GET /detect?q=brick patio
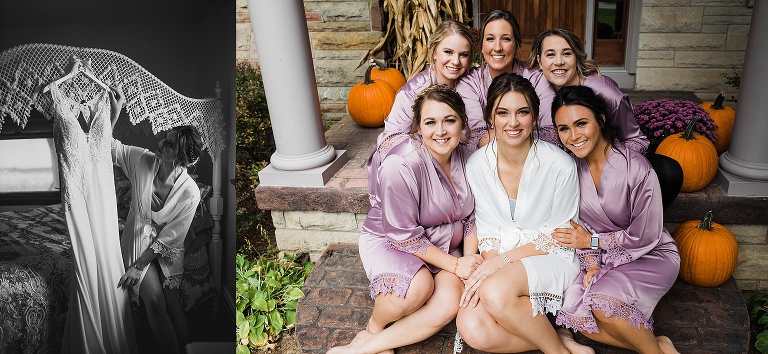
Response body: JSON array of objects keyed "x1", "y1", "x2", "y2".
[{"x1": 296, "y1": 243, "x2": 751, "y2": 354}]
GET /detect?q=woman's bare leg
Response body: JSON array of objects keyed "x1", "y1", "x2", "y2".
[
  {"x1": 457, "y1": 262, "x2": 570, "y2": 354},
  {"x1": 581, "y1": 310, "x2": 678, "y2": 354},
  {"x1": 328, "y1": 268, "x2": 462, "y2": 354},
  {"x1": 163, "y1": 287, "x2": 188, "y2": 352},
  {"x1": 140, "y1": 263, "x2": 179, "y2": 354}
]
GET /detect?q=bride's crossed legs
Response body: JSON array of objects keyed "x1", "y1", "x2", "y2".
[
  {"x1": 456, "y1": 262, "x2": 594, "y2": 354},
  {"x1": 327, "y1": 267, "x2": 463, "y2": 354}
]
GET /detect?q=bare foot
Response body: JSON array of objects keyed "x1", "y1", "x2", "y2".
[
  {"x1": 657, "y1": 336, "x2": 680, "y2": 354},
  {"x1": 557, "y1": 328, "x2": 595, "y2": 354},
  {"x1": 327, "y1": 330, "x2": 393, "y2": 354}
]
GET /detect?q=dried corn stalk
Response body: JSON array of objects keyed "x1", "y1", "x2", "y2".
[{"x1": 360, "y1": 0, "x2": 468, "y2": 79}]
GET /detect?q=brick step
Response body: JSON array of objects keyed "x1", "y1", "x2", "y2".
[{"x1": 296, "y1": 243, "x2": 750, "y2": 354}]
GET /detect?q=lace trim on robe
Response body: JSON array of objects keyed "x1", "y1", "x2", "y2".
[
  {"x1": 462, "y1": 218, "x2": 477, "y2": 238},
  {"x1": 478, "y1": 238, "x2": 501, "y2": 254},
  {"x1": 369, "y1": 272, "x2": 412, "y2": 300},
  {"x1": 530, "y1": 231, "x2": 575, "y2": 260},
  {"x1": 468, "y1": 127, "x2": 489, "y2": 147},
  {"x1": 577, "y1": 249, "x2": 602, "y2": 271},
  {"x1": 602, "y1": 232, "x2": 634, "y2": 265},
  {"x1": 150, "y1": 239, "x2": 184, "y2": 262},
  {"x1": 586, "y1": 293, "x2": 653, "y2": 331},
  {"x1": 378, "y1": 132, "x2": 410, "y2": 157},
  {"x1": 537, "y1": 126, "x2": 562, "y2": 149},
  {"x1": 555, "y1": 309, "x2": 601, "y2": 334},
  {"x1": 529, "y1": 292, "x2": 564, "y2": 316},
  {"x1": 622, "y1": 138, "x2": 648, "y2": 155},
  {"x1": 163, "y1": 274, "x2": 182, "y2": 289},
  {"x1": 387, "y1": 234, "x2": 431, "y2": 255}
]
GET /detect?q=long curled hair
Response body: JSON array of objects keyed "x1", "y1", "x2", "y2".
[
  {"x1": 410, "y1": 84, "x2": 470, "y2": 143},
  {"x1": 552, "y1": 85, "x2": 619, "y2": 156},
  {"x1": 527, "y1": 28, "x2": 600, "y2": 78},
  {"x1": 169, "y1": 125, "x2": 203, "y2": 168}
]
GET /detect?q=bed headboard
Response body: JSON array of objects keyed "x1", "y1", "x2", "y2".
[{"x1": 0, "y1": 43, "x2": 226, "y2": 290}]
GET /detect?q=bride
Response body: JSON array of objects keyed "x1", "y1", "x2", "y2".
[{"x1": 110, "y1": 86, "x2": 203, "y2": 354}]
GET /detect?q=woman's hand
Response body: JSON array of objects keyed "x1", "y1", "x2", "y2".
[
  {"x1": 108, "y1": 85, "x2": 125, "y2": 114},
  {"x1": 117, "y1": 265, "x2": 142, "y2": 290},
  {"x1": 455, "y1": 254, "x2": 483, "y2": 279},
  {"x1": 553, "y1": 220, "x2": 591, "y2": 249},
  {"x1": 459, "y1": 256, "x2": 505, "y2": 308},
  {"x1": 583, "y1": 265, "x2": 599, "y2": 289}
]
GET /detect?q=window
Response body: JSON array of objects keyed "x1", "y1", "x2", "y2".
[{"x1": 0, "y1": 138, "x2": 60, "y2": 193}]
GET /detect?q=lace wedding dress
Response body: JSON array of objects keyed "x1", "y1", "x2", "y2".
[{"x1": 49, "y1": 81, "x2": 137, "y2": 354}]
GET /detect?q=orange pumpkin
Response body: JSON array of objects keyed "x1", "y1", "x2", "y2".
[
  {"x1": 698, "y1": 92, "x2": 735, "y2": 155},
  {"x1": 672, "y1": 210, "x2": 738, "y2": 287},
  {"x1": 370, "y1": 59, "x2": 406, "y2": 92},
  {"x1": 655, "y1": 117, "x2": 718, "y2": 192},
  {"x1": 347, "y1": 65, "x2": 396, "y2": 128}
]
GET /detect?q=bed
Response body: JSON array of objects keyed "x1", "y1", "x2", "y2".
[{"x1": 0, "y1": 176, "x2": 216, "y2": 353}]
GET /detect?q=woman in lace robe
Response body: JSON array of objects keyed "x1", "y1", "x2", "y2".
[
  {"x1": 551, "y1": 85, "x2": 680, "y2": 353},
  {"x1": 526, "y1": 28, "x2": 683, "y2": 210},
  {"x1": 456, "y1": 73, "x2": 591, "y2": 354},
  {"x1": 109, "y1": 88, "x2": 202, "y2": 354},
  {"x1": 328, "y1": 85, "x2": 482, "y2": 354}
]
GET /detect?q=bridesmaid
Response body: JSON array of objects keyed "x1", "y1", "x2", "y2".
[
  {"x1": 551, "y1": 85, "x2": 680, "y2": 354},
  {"x1": 329, "y1": 85, "x2": 482, "y2": 354}
]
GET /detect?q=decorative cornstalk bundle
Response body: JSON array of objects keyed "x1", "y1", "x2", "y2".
[{"x1": 360, "y1": 0, "x2": 469, "y2": 79}]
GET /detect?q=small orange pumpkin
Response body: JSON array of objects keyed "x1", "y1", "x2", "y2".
[
  {"x1": 655, "y1": 117, "x2": 718, "y2": 192},
  {"x1": 370, "y1": 59, "x2": 406, "y2": 92},
  {"x1": 698, "y1": 92, "x2": 735, "y2": 155},
  {"x1": 347, "y1": 65, "x2": 396, "y2": 128},
  {"x1": 672, "y1": 210, "x2": 738, "y2": 287}
]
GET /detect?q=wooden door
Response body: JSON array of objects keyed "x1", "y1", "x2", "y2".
[
  {"x1": 592, "y1": 0, "x2": 628, "y2": 66},
  {"x1": 478, "y1": 0, "x2": 587, "y2": 62}
]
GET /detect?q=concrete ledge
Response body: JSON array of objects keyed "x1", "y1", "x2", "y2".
[{"x1": 663, "y1": 182, "x2": 768, "y2": 224}]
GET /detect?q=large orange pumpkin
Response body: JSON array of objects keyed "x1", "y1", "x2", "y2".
[
  {"x1": 347, "y1": 65, "x2": 396, "y2": 128},
  {"x1": 370, "y1": 59, "x2": 406, "y2": 92},
  {"x1": 698, "y1": 92, "x2": 735, "y2": 155},
  {"x1": 655, "y1": 117, "x2": 718, "y2": 192},
  {"x1": 672, "y1": 210, "x2": 738, "y2": 287}
]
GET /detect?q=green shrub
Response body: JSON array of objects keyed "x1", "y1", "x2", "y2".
[
  {"x1": 750, "y1": 292, "x2": 768, "y2": 353},
  {"x1": 235, "y1": 252, "x2": 313, "y2": 353}
]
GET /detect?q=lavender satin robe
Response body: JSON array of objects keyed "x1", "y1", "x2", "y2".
[
  {"x1": 556, "y1": 145, "x2": 680, "y2": 333},
  {"x1": 360, "y1": 134, "x2": 475, "y2": 300},
  {"x1": 454, "y1": 61, "x2": 557, "y2": 141}
]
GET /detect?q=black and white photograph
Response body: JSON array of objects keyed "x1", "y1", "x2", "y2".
[{"x1": 0, "y1": 1, "x2": 236, "y2": 353}]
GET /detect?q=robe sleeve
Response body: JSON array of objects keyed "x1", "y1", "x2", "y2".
[
  {"x1": 112, "y1": 138, "x2": 146, "y2": 178},
  {"x1": 378, "y1": 156, "x2": 433, "y2": 255},
  {"x1": 598, "y1": 167, "x2": 665, "y2": 269},
  {"x1": 611, "y1": 95, "x2": 650, "y2": 154},
  {"x1": 464, "y1": 156, "x2": 503, "y2": 254},
  {"x1": 151, "y1": 186, "x2": 200, "y2": 262},
  {"x1": 527, "y1": 161, "x2": 580, "y2": 259},
  {"x1": 379, "y1": 90, "x2": 417, "y2": 145},
  {"x1": 455, "y1": 71, "x2": 489, "y2": 149}
]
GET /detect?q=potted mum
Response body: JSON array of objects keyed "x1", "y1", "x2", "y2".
[{"x1": 633, "y1": 99, "x2": 718, "y2": 152}]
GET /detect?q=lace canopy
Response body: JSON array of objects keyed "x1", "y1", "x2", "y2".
[{"x1": 0, "y1": 43, "x2": 225, "y2": 156}]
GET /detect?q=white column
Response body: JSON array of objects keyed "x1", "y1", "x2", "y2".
[
  {"x1": 716, "y1": 0, "x2": 768, "y2": 196},
  {"x1": 247, "y1": 0, "x2": 347, "y2": 186}
]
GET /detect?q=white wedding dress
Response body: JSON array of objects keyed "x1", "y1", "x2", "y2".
[{"x1": 49, "y1": 82, "x2": 138, "y2": 354}]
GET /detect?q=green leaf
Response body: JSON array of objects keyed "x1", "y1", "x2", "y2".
[
  {"x1": 285, "y1": 310, "x2": 297, "y2": 326},
  {"x1": 758, "y1": 330, "x2": 768, "y2": 340},
  {"x1": 236, "y1": 343, "x2": 250, "y2": 354},
  {"x1": 255, "y1": 314, "x2": 266, "y2": 329},
  {"x1": 236, "y1": 311, "x2": 245, "y2": 325},
  {"x1": 284, "y1": 299, "x2": 298, "y2": 310},
  {"x1": 285, "y1": 287, "x2": 305, "y2": 300},
  {"x1": 251, "y1": 298, "x2": 268, "y2": 312},
  {"x1": 238, "y1": 319, "x2": 250, "y2": 340},
  {"x1": 267, "y1": 299, "x2": 277, "y2": 311},
  {"x1": 756, "y1": 334, "x2": 768, "y2": 354},
  {"x1": 252, "y1": 331, "x2": 269, "y2": 347},
  {"x1": 759, "y1": 314, "x2": 768, "y2": 326},
  {"x1": 266, "y1": 277, "x2": 281, "y2": 288},
  {"x1": 268, "y1": 310, "x2": 284, "y2": 334}
]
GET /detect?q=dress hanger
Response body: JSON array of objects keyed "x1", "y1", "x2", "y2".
[{"x1": 43, "y1": 55, "x2": 109, "y2": 93}]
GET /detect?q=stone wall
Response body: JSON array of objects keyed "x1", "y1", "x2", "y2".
[{"x1": 636, "y1": 0, "x2": 752, "y2": 102}]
